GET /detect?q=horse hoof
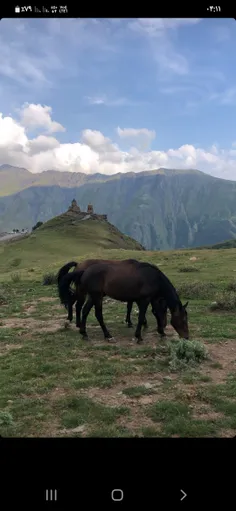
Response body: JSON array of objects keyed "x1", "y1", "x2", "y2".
[
  {"x1": 64, "y1": 320, "x2": 70, "y2": 329},
  {"x1": 127, "y1": 323, "x2": 133, "y2": 328},
  {"x1": 107, "y1": 337, "x2": 117, "y2": 343},
  {"x1": 136, "y1": 338, "x2": 143, "y2": 344}
]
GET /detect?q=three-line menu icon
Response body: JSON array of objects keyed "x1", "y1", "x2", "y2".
[{"x1": 45, "y1": 489, "x2": 57, "y2": 501}]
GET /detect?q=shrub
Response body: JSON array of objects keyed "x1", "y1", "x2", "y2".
[
  {"x1": 209, "y1": 291, "x2": 236, "y2": 311},
  {"x1": 10, "y1": 257, "x2": 22, "y2": 268},
  {"x1": 11, "y1": 273, "x2": 21, "y2": 283},
  {"x1": 42, "y1": 272, "x2": 57, "y2": 285},
  {"x1": 168, "y1": 339, "x2": 208, "y2": 371},
  {"x1": 177, "y1": 281, "x2": 216, "y2": 300},
  {"x1": 178, "y1": 266, "x2": 200, "y2": 273},
  {"x1": 32, "y1": 221, "x2": 43, "y2": 231},
  {"x1": 0, "y1": 411, "x2": 14, "y2": 426},
  {"x1": 0, "y1": 287, "x2": 7, "y2": 305},
  {"x1": 226, "y1": 281, "x2": 236, "y2": 292}
]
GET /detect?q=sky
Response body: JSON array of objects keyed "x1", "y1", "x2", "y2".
[{"x1": 0, "y1": 17, "x2": 236, "y2": 179}]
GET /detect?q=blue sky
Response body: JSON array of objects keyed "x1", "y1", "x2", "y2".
[{"x1": 0, "y1": 18, "x2": 236, "y2": 178}]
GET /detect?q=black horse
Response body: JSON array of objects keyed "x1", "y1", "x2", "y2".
[
  {"x1": 57, "y1": 260, "x2": 168, "y2": 333},
  {"x1": 58, "y1": 260, "x2": 188, "y2": 343}
]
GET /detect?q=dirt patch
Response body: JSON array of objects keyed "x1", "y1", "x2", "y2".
[
  {"x1": 47, "y1": 387, "x2": 70, "y2": 401},
  {"x1": 82, "y1": 373, "x2": 175, "y2": 408},
  {"x1": 1, "y1": 317, "x2": 63, "y2": 333},
  {"x1": 219, "y1": 429, "x2": 236, "y2": 438},
  {"x1": 0, "y1": 343, "x2": 23, "y2": 355},
  {"x1": 191, "y1": 403, "x2": 224, "y2": 421},
  {"x1": 37, "y1": 297, "x2": 57, "y2": 303},
  {"x1": 201, "y1": 341, "x2": 236, "y2": 383},
  {"x1": 117, "y1": 413, "x2": 161, "y2": 435},
  {"x1": 24, "y1": 305, "x2": 36, "y2": 315}
]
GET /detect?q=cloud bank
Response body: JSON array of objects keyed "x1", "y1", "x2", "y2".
[{"x1": 0, "y1": 103, "x2": 236, "y2": 180}]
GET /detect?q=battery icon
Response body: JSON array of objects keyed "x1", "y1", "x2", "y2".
[{"x1": 15, "y1": 5, "x2": 20, "y2": 11}]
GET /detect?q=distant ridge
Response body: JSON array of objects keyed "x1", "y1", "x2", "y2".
[{"x1": 1, "y1": 165, "x2": 236, "y2": 250}]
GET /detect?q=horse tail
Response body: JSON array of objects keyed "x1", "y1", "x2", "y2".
[
  {"x1": 58, "y1": 270, "x2": 85, "y2": 306},
  {"x1": 57, "y1": 261, "x2": 78, "y2": 284}
]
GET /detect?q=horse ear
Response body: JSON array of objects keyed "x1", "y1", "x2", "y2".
[{"x1": 183, "y1": 301, "x2": 189, "y2": 309}]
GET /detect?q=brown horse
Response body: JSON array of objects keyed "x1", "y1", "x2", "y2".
[
  {"x1": 58, "y1": 260, "x2": 189, "y2": 343},
  {"x1": 57, "y1": 260, "x2": 168, "y2": 333}
]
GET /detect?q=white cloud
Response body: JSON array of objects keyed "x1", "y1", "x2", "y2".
[
  {"x1": 117, "y1": 127, "x2": 156, "y2": 140},
  {"x1": 20, "y1": 103, "x2": 65, "y2": 133},
  {"x1": 85, "y1": 95, "x2": 146, "y2": 107},
  {"x1": 117, "y1": 127, "x2": 156, "y2": 150},
  {"x1": 0, "y1": 105, "x2": 236, "y2": 180},
  {"x1": 28, "y1": 135, "x2": 60, "y2": 156}
]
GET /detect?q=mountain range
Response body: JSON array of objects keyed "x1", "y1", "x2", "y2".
[{"x1": 1, "y1": 164, "x2": 236, "y2": 250}]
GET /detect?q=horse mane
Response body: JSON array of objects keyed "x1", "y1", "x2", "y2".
[{"x1": 136, "y1": 261, "x2": 182, "y2": 310}]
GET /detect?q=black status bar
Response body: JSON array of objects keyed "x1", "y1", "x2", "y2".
[{"x1": 0, "y1": 5, "x2": 236, "y2": 19}]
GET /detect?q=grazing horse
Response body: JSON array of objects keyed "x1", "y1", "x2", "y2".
[
  {"x1": 57, "y1": 260, "x2": 168, "y2": 334},
  {"x1": 58, "y1": 260, "x2": 189, "y2": 343}
]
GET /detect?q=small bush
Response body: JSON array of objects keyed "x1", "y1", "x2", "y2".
[
  {"x1": 11, "y1": 273, "x2": 21, "y2": 283},
  {"x1": 178, "y1": 266, "x2": 200, "y2": 273},
  {"x1": 10, "y1": 257, "x2": 22, "y2": 268},
  {"x1": 226, "y1": 281, "x2": 236, "y2": 292},
  {"x1": 0, "y1": 411, "x2": 14, "y2": 426},
  {"x1": 177, "y1": 281, "x2": 216, "y2": 300},
  {"x1": 42, "y1": 272, "x2": 57, "y2": 286},
  {"x1": 168, "y1": 339, "x2": 208, "y2": 371},
  {"x1": 32, "y1": 221, "x2": 43, "y2": 231},
  {"x1": 209, "y1": 291, "x2": 236, "y2": 311},
  {"x1": 0, "y1": 287, "x2": 7, "y2": 305}
]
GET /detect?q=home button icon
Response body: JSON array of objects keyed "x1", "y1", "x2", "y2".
[{"x1": 111, "y1": 489, "x2": 124, "y2": 501}]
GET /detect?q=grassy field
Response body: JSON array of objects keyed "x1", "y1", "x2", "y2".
[{"x1": 1, "y1": 237, "x2": 236, "y2": 437}]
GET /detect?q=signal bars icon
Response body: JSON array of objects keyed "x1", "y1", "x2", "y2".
[
  {"x1": 45, "y1": 489, "x2": 57, "y2": 501},
  {"x1": 34, "y1": 5, "x2": 49, "y2": 12}
]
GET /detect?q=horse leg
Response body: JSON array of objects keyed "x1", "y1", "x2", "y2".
[
  {"x1": 79, "y1": 296, "x2": 94, "y2": 339},
  {"x1": 151, "y1": 300, "x2": 167, "y2": 337},
  {"x1": 93, "y1": 295, "x2": 114, "y2": 341},
  {"x1": 75, "y1": 292, "x2": 86, "y2": 328},
  {"x1": 67, "y1": 300, "x2": 73, "y2": 322},
  {"x1": 125, "y1": 301, "x2": 133, "y2": 327},
  {"x1": 134, "y1": 298, "x2": 149, "y2": 344},
  {"x1": 126, "y1": 301, "x2": 148, "y2": 329},
  {"x1": 67, "y1": 294, "x2": 76, "y2": 322},
  {"x1": 143, "y1": 316, "x2": 148, "y2": 329}
]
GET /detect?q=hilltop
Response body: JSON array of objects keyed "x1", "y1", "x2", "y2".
[
  {"x1": 1, "y1": 165, "x2": 236, "y2": 249},
  {"x1": 0, "y1": 200, "x2": 144, "y2": 277}
]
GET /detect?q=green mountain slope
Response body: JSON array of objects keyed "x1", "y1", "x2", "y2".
[
  {"x1": 199, "y1": 239, "x2": 236, "y2": 250},
  {"x1": 1, "y1": 166, "x2": 236, "y2": 250},
  {"x1": 0, "y1": 210, "x2": 144, "y2": 273}
]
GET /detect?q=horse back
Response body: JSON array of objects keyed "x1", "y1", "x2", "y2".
[{"x1": 76, "y1": 258, "x2": 139, "y2": 272}]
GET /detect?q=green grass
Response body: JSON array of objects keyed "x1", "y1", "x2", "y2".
[
  {"x1": 1, "y1": 233, "x2": 236, "y2": 437},
  {"x1": 122, "y1": 385, "x2": 157, "y2": 397},
  {"x1": 57, "y1": 396, "x2": 129, "y2": 429}
]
